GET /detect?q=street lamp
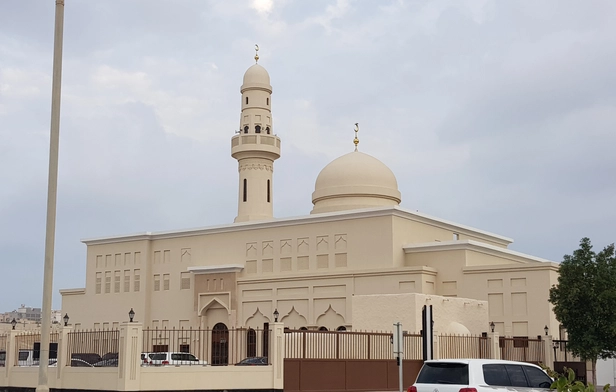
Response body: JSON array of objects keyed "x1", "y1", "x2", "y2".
[
  {"x1": 11, "y1": 318, "x2": 17, "y2": 330},
  {"x1": 544, "y1": 325, "x2": 549, "y2": 336},
  {"x1": 129, "y1": 308, "x2": 135, "y2": 322},
  {"x1": 489, "y1": 321, "x2": 495, "y2": 333},
  {"x1": 63, "y1": 313, "x2": 69, "y2": 326},
  {"x1": 273, "y1": 309, "x2": 279, "y2": 322}
]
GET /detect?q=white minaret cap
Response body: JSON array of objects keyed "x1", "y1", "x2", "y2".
[{"x1": 242, "y1": 64, "x2": 272, "y2": 91}]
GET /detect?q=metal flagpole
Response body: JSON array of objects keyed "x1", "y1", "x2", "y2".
[{"x1": 37, "y1": 1, "x2": 65, "y2": 391}]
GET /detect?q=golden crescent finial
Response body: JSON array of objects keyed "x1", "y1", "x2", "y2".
[
  {"x1": 353, "y1": 123, "x2": 359, "y2": 151},
  {"x1": 255, "y1": 44, "x2": 260, "y2": 63}
]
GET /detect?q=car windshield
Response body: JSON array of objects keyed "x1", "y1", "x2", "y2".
[
  {"x1": 417, "y1": 362, "x2": 469, "y2": 385},
  {"x1": 150, "y1": 353, "x2": 167, "y2": 360}
]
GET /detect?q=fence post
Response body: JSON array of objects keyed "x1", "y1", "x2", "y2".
[
  {"x1": 4, "y1": 330, "x2": 18, "y2": 382},
  {"x1": 432, "y1": 330, "x2": 440, "y2": 360},
  {"x1": 544, "y1": 335, "x2": 554, "y2": 370},
  {"x1": 117, "y1": 322, "x2": 142, "y2": 391},
  {"x1": 56, "y1": 325, "x2": 72, "y2": 381},
  {"x1": 489, "y1": 332, "x2": 500, "y2": 360},
  {"x1": 270, "y1": 322, "x2": 285, "y2": 391}
]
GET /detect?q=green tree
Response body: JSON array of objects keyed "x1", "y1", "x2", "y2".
[{"x1": 549, "y1": 237, "x2": 616, "y2": 386}]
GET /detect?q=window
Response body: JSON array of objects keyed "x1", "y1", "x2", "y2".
[
  {"x1": 417, "y1": 362, "x2": 469, "y2": 385},
  {"x1": 105, "y1": 272, "x2": 111, "y2": 294},
  {"x1": 453, "y1": 233, "x2": 460, "y2": 240},
  {"x1": 114, "y1": 271, "x2": 120, "y2": 293},
  {"x1": 95, "y1": 273, "x2": 102, "y2": 294},
  {"x1": 180, "y1": 272, "x2": 190, "y2": 290},
  {"x1": 134, "y1": 270, "x2": 141, "y2": 292},
  {"x1": 163, "y1": 274, "x2": 170, "y2": 290},
  {"x1": 483, "y1": 364, "x2": 511, "y2": 386},
  {"x1": 245, "y1": 97, "x2": 248, "y2": 104},
  {"x1": 124, "y1": 270, "x2": 130, "y2": 292},
  {"x1": 154, "y1": 275, "x2": 161, "y2": 291},
  {"x1": 266, "y1": 97, "x2": 269, "y2": 105},
  {"x1": 505, "y1": 365, "x2": 528, "y2": 387},
  {"x1": 243, "y1": 179, "x2": 247, "y2": 202},
  {"x1": 523, "y1": 366, "x2": 553, "y2": 388},
  {"x1": 255, "y1": 125, "x2": 261, "y2": 133},
  {"x1": 318, "y1": 326, "x2": 328, "y2": 331},
  {"x1": 247, "y1": 329, "x2": 257, "y2": 357},
  {"x1": 265, "y1": 126, "x2": 270, "y2": 134},
  {"x1": 244, "y1": 126, "x2": 249, "y2": 134},
  {"x1": 336, "y1": 326, "x2": 347, "y2": 331},
  {"x1": 267, "y1": 180, "x2": 270, "y2": 203}
]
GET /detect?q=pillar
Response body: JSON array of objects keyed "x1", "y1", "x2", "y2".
[
  {"x1": 270, "y1": 322, "x2": 284, "y2": 391},
  {"x1": 117, "y1": 322, "x2": 142, "y2": 391},
  {"x1": 489, "y1": 332, "x2": 501, "y2": 360}
]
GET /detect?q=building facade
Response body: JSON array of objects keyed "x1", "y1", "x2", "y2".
[{"x1": 60, "y1": 53, "x2": 560, "y2": 338}]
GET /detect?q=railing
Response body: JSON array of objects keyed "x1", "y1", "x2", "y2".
[
  {"x1": 13, "y1": 331, "x2": 59, "y2": 366},
  {"x1": 284, "y1": 329, "x2": 423, "y2": 360},
  {"x1": 67, "y1": 329, "x2": 120, "y2": 366},
  {"x1": 0, "y1": 333, "x2": 7, "y2": 367},
  {"x1": 553, "y1": 340, "x2": 582, "y2": 362},
  {"x1": 142, "y1": 327, "x2": 271, "y2": 366},
  {"x1": 439, "y1": 334, "x2": 491, "y2": 359},
  {"x1": 500, "y1": 336, "x2": 544, "y2": 363}
]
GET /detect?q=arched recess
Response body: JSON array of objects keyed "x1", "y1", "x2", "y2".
[
  {"x1": 200, "y1": 298, "x2": 230, "y2": 329},
  {"x1": 315, "y1": 305, "x2": 345, "y2": 331},
  {"x1": 245, "y1": 307, "x2": 269, "y2": 329},
  {"x1": 280, "y1": 307, "x2": 307, "y2": 329},
  {"x1": 212, "y1": 322, "x2": 229, "y2": 366}
]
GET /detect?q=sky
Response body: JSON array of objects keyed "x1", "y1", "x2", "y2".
[{"x1": 1, "y1": 0, "x2": 615, "y2": 313}]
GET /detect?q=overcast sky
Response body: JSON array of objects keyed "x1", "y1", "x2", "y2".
[{"x1": 1, "y1": 0, "x2": 615, "y2": 313}]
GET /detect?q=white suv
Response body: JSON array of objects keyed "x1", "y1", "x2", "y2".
[
  {"x1": 409, "y1": 359, "x2": 553, "y2": 392},
  {"x1": 147, "y1": 352, "x2": 207, "y2": 366}
]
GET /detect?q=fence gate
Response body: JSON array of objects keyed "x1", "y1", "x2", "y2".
[{"x1": 283, "y1": 329, "x2": 424, "y2": 392}]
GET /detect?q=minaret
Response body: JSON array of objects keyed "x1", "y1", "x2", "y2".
[{"x1": 231, "y1": 46, "x2": 281, "y2": 222}]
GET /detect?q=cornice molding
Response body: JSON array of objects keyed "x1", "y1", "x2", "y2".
[
  {"x1": 59, "y1": 288, "x2": 86, "y2": 296},
  {"x1": 188, "y1": 265, "x2": 244, "y2": 275}
]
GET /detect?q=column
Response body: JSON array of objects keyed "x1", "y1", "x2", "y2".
[
  {"x1": 117, "y1": 322, "x2": 143, "y2": 391},
  {"x1": 270, "y1": 322, "x2": 284, "y2": 391},
  {"x1": 489, "y1": 332, "x2": 501, "y2": 360},
  {"x1": 544, "y1": 335, "x2": 554, "y2": 370},
  {"x1": 55, "y1": 325, "x2": 72, "y2": 381}
]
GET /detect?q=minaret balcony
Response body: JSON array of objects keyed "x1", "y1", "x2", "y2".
[{"x1": 231, "y1": 134, "x2": 281, "y2": 160}]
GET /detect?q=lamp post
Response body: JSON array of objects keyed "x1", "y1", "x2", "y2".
[
  {"x1": 129, "y1": 308, "x2": 135, "y2": 323},
  {"x1": 489, "y1": 321, "x2": 495, "y2": 333},
  {"x1": 11, "y1": 318, "x2": 17, "y2": 330},
  {"x1": 63, "y1": 313, "x2": 69, "y2": 327},
  {"x1": 273, "y1": 309, "x2": 279, "y2": 322}
]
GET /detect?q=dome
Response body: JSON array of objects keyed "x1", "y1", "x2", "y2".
[
  {"x1": 311, "y1": 151, "x2": 401, "y2": 214},
  {"x1": 242, "y1": 63, "x2": 271, "y2": 90}
]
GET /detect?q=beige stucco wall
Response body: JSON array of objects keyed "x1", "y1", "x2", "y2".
[{"x1": 352, "y1": 293, "x2": 489, "y2": 335}]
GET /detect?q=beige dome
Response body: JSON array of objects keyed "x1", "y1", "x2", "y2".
[
  {"x1": 311, "y1": 151, "x2": 401, "y2": 214},
  {"x1": 242, "y1": 64, "x2": 272, "y2": 92}
]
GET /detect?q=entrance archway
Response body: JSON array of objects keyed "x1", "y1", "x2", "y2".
[{"x1": 211, "y1": 322, "x2": 229, "y2": 365}]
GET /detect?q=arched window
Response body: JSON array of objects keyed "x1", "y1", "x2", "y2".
[
  {"x1": 243, "y1": 126, "x2": 249, "y2": 134},
  {"x1": 336, "y1": 326, "x2": 347, "y2": 331},
  {"x1": 299, "y1": 327, "x2": 308, "y2": 331},
  {"x1": 247, "y1": 328, "x2": 257, "y2": 357},
  {"x1": 265, "y1": 127, "x2": 270, "y2": 135},
  {"x1": 245, "y1": 97, "x2": 249, "y2": 105},
  {"x1": 267, "y1": 180, "x2": 270, "y2": 203},
  {"x1": 243, "y1": 179, "x2": 247, "y2": 202},
  {"x1": 255, "y1": 125, "x2": 261, "y2": 134},
  {"x1": 266, "y1": 98, "x2": 269, "y2": 105},
  {"x1": 318, "y1": 326, "x2": 328, "y2": 331}
]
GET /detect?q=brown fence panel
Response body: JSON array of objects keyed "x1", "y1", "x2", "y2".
[
  {"x1": 66, "y1": 329, "x2": 119, "y2": 366},
  {"x1": 142, "y1": 327, "x2": 270, "y2": 366},
  {"x1": 500, "y1": 337, "x2": 543, "y2": 363},
  {"x1": 439, "y1": 334, "x2": 491, "y2": 359}
]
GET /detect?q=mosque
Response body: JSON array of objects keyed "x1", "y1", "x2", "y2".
[{"x1": 60, "y1": 50, "x2": 560, "y2": 338}]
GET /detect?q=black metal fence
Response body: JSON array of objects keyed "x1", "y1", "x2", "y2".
[
  {"x1": 66, "y1": 329, "x2": 120, "y2": 366},
  {"x1": 142, "y1": 327, "x2": 271, "y2": 366},
  {"x1": 13, "y1": 331, "x2": 59, "y2": 366},
  {"x1": 0, "y1": 334, "x2": 7, "y2": 367}
]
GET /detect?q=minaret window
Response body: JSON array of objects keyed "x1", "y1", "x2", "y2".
[
  {"x1": 244, "y1": 126, "x2": 249, "y2": 134},
  {"x1": 255, "y1": 125, "x2": 261, "y2": 134},
  {"x1": 245, "y1": 97, "x2": 249, "y2": 104},
  {"x1": 243, "y1": 179, "x2": 247, "y2": 202},
  {"x1": 265, "y1": 127, "x2": 270, "y2": 135},
  {"x1": 266, "y1": 98, "x2": 269, "y2": 105},
  {"x1": 267, "y1": 180, "x2": 270, "y2": 203}
]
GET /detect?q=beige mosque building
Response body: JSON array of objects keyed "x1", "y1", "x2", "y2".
[{"x1": 60, "y1": 52, "x2": 560, "y2": 339}]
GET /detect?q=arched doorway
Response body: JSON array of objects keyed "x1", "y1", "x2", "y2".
[{"x1": 211, "y1": 322, "x2": 229, "y2": 365}]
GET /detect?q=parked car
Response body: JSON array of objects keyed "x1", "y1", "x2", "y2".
[
  {"x1": 147, "y1": 352, "x2": 207, "y2": 366},
  {"x1": 93, "y1": 358, "x2": 119, "y2": 367},
  {"x1": 408, "y1": 359, "x2": 553, "y2": 392},
  {"x1": 141, "y1": 352, "x2": 152, "y2": 366},
  {"x1": 236, "y1": 356, "x2": 268, "y2": 366}
]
